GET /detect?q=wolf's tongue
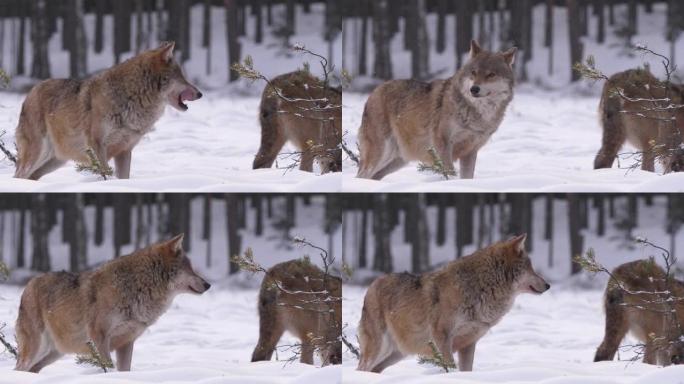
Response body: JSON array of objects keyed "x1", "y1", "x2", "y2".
[{"x1": 180, "y1": 88, "x2": 196, "y2": 102}]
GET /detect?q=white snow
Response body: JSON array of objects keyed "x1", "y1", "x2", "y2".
[
  {"x1": 0, "y1": 284, "x2": 342, "y2": 384},
  {"x1": 342, "y1": 284, "x2": 683, "y2": 384}
]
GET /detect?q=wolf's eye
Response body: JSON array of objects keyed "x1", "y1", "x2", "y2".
[
  {"x1": 471, "y1": 70, "x2": 477, "y2": 76},
  {"x1": 486, "y1": 72, "x2": 496, "y2": 79}
]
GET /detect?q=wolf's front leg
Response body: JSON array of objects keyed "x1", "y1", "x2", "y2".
[
  {"x1": 114, "y1": 150, "x2": 132, "y2": 179},
  {"x1": 116, "y1": 341, "x2": 135, "y2": 371},
  {"x1": 88, "y1": 322, "x2": 114, "y2": 369},
  {"x1": 457, "y1": 342, "x2": 477, "y2": 371},
  {"x1": 430, "y1": 321, "x2": 457, "y2": 368},
  {"x1": 434, "y1": 142, "x2": 456, "y2": 177},
  {"x1": 459, "y1": 151, "x2": 478, "y2": 179}
]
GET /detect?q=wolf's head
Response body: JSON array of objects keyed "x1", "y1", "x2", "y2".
[
  {"x1": 459, "y1": 40, "x2": 516, "y2": 101},
  {"x1": 501, "y1": 234, "x2": 550, "y2": 295},
  {"x1": 150, "y1": 42, "x2": 203, "y2": 111},
  {"x1": 160, "y1": 233, "x2": 211, "y2": 295}
]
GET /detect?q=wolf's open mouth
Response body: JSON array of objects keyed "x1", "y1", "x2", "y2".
[{"x1": 177, "y1": 95, "x2": 188, "y2": 111}]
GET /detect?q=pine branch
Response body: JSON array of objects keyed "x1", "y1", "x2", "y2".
[
  {"x1": 0, "y1": 68, "x2": 9, "y2": 88},
  {"x1": 0, "y1": 130, "x2": 17, "y2": 165},
  {"x1": 417, "y1": 341, "x2": 456, "y2": 372},
  {"x1": 341, "y1": 132, "x2": 359, "y2": 166},
  {"x1": 75, "y1": 340, "x2": 113, "y2": 372},
  {"x1": 417, "y1": 147, "x2": 455, "y2": 180},
  {"x1": 341, "y1": 330, "x2": 360, "y2": 360},
  {"x1": 0, "y1": 323, "x2": 17, "y2": 359},
  {"x1": 75, "y1": 148, "x2": 113, "y2": 180}
]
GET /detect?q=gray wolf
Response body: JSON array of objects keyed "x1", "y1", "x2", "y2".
[
  {"x1": 594, "y1": 259, "x2": 684, "y2": 365},
  {"x1": 14, "y1": 41, "x2": 202, "y2": 180},
  {"x1": 356, "y1": 40, "x2": 516, "y2": 180},
  {"x1": 594, "y1": 68, "x2": 684, "y2": 173},
  {"x1": 14, "y1": 233, "x2": 210, "y2": 372},
  {"x1": 251, "y1": 259, "x2": 341, "y2": 366},
  {"x1": 253, "y1": 71, "x2": 342, "y2": 174},
  {"x1": 357, "y1": 234, "x2": 549, "y2": 372}
]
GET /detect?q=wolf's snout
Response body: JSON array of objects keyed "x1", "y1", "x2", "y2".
[
  {"x1": 203, "y1": 281, "x2": 211, "y2": 291},
  {"x1": 470, "y1": 85, "x2": 480, "y2": 96}
]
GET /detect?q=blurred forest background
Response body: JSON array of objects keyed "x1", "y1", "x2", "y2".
[
  {"x1": 342, "y1": 0, "x2": 684, "y2": 85},
  {"x1": 0, "y1": 193, "x2": 342, "y2": 282},
  {"x1": 0, "y1": 0, "x2": 341, "y2": 84},
  {"x1": 341, "y1": 193, "x2": 684, "y2": 281}
]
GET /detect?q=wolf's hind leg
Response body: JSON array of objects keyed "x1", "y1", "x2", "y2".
[
  {"x1": 251, "y1": 287, "x2": 285, "y2": 362},
  {"x1": 594, "y1": 289, "x2": 628, "y2": 362},
  {"x1": 299, "y1": 150, "x2": 314, "y2": 173},
  {"x1": 371, "y1": 349, "x2": 404, "y2": 373},
  {"x1": 300, "y1": 342, "x2": 314, "y2": 365},
  {"x1": 372, "y1": 158, "x2": 406, "y2": 180},
  {"x1": 29, "y1": 157, "x2": 66, "y2": 180},
  {"x1": 594, "y1": 97, "x2": 625, "y2": 169},
  {"x1": 116, "y1": 341, "x2": 134, "y2": 371},
  {"x1": 28, "y1": 348, "x2": 63, "y2": 373}
]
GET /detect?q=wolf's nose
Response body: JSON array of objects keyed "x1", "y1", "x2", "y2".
[
  {"x1": 544, "y1": 283, "x2": 551, "y2": 291},
  {"x1": 197, "y1": 91, "x2": 203, "y2": 99},
  {"x1": 470, "y1": 85, "x2": 480, "y2": 95},
  {"x1": 203, "y1": 282, "x2": 211, "y2": 291}
]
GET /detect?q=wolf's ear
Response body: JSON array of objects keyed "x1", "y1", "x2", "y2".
[
  {"x1": 158, "y1": 41, "x2": 175, "y2": 63},
  {"x1": 509, "y1": 233, "x2": 527, "y2": 254},
  {"x1": 502, "y1": 46, "x2": 517, "y2": 66},
  {"x1": 168, "y1": 233, "x2": 184, "y2": 253},
  {"x1": 469, "y1": 40, "x2": 482, "y2": 58}
]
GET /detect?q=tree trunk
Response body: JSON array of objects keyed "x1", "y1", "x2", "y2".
[
  {"x1": 226, "y1": 195, "x2": 242, "y2": 274},
  {"x1": 372, "y1": 0, "x2": 392, "y2": 80},
  {"x1": 372, "y1": 194, "x2": 392, "y2": 272},
  {"x1": 568, "y1": 194, "x2": 584, "y2": 274},
  {"x1": 411, "y1": 194, "x2": 429, "y2": 273},
  {"x1": 567, "y1": 0, "x2": 583, "y2": 82},
  {"x1": 31, "y1": 0, "x2": 51, "y2": 79},
  {"x1": 31, "y1": 194, "x2": 50, "y2": 272},
  {"x1": 69, "y1": 194, "x2": 87, "y2": 272},
  {"x1": 68, "y1": 0, "x2": 87, "y2": 78},
  {"x1": 226, "y1": 0, "x2": 242, "y2": 81}
]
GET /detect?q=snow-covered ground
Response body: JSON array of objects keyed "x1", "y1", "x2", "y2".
[
  {"x1": 0, "y1": 90, "x2": 341, "y2": 192},
  {"x1": 0, "y1": 283, "x2": 341, "y2": 384},
  {"x1": 342, "y1": 284, "x2": 684, "y2": 384},
  {"x1": 342, "y1": 88, "x2": 684, "y2": 192}
]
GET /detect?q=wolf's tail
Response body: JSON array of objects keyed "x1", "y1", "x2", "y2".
[
  {"x1": 594, "y1": 284, "x2": 626, "y2": 362},
  {"x1": 594, "y1": 81, "x2": 625, "y2": 169}
]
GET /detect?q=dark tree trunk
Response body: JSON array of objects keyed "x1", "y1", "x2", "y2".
[
  {"x1": 69, "y1": 194, "x2": 87, "y2": 272},
  {"x1": 436, "y1": 0, "x2": 447, "y2": 53},
  {"x1": 358, "y1": 208, "x2": 368, "y2": 268},
  {"x1": 226, "y1": 195, "x2": 242, "y2": 274},
  {"x1": 31, "y1": 194, "x2": 50, "y2": 272},
  {"x1": 226, "y1": 0, "x2": 242, "y2": 82},
  {"x1": 31, "y1": 0, "x2": 51, "y2": 79},
  {"x1": 68, "y1": 0, "x2": 87, "y2": 78},
  {"x1": 567, "y1": 0, "x2": 583, "y2": 82},
  {"x1": 568, "y1": 194, "x2": 584, "y2": 274},
  {"x1": 95, "y1": 0, "x2": 105, "y2": 53},
  {"x1": 410, "y1": 194, "x2": 429, "y2": 273},
  {"x1": 372, "y1": 195, "x2": 392, "y2": 272},
  {"x1": 372, "y1": 0, "x2": 392, "y2": 79}
]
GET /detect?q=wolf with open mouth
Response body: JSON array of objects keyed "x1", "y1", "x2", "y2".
[{"x1": 14, "y1": 41, "x2": 202, "y2": 180}]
